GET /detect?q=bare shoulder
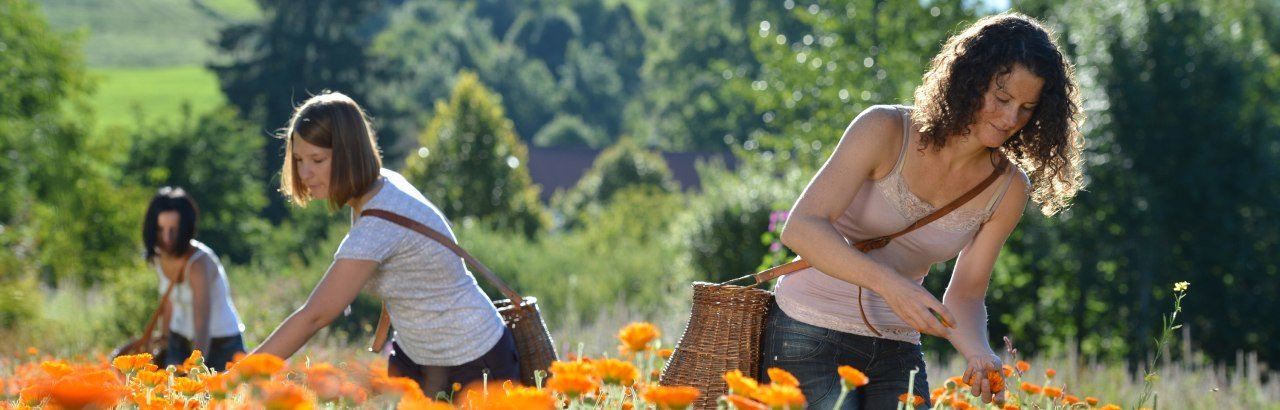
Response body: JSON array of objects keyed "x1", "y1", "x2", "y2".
[{"x1": 834, "y1": 104, "x2": 909, "y2": 176}]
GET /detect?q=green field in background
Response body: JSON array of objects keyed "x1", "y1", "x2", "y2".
[{"x1": 89, "y1": 66, "x2": 226, "y2": 132}]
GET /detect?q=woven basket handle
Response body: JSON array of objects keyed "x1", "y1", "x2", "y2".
[
  {"x1": 723, "y1": 157, "x2": 1007, "y2": 287},
  {"x1": 361, "y1": 209, "x2": 525, "y2": 353}
]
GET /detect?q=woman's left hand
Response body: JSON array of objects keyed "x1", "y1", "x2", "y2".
[{"x1": 961, "y1": 352, "x2": 1005, "y2": 403}]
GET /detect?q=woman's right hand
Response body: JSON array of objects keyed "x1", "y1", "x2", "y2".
[{"x1": 876, "y1": 277, "x2": 956, "y2": 338}]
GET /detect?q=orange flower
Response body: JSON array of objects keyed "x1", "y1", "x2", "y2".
[
  {"x1": 26, "y1": 347, "x2": 38, "y2": 356},
  {"x1": 659, "y1": 349, "x2": 674, "y2": 359},
  {"x1": 986, "y1": 369, "x2": 1005, "y2": 393},
  {"x1": 136, "y1": 369, "x2": 170, "y2": 388},
  {"x1": 372, "y1": 376, "x2": 423, "y2": 399},
  {"x1": 548, "y1": 360, "x2": 594, "y2": 376},
  {"x1": 1064, "y1": 394, "x2": 1080, "y2": 404},
  {"x1": 546, "y1": 372, "x2": 597, "y2": 399},
  {"x1": 232, "y1": 353, "x2": 286, "y2": 380},
  {"x1": 1085, "y1": 396, "x2": 1100, "y2": 406},
  {"x1": 898, "y1": 393, "x2": 925, "y2": 407},
  {"x1": 765, "y1": 368, "x2": 799, "y2": 388},
  {"x1": 618, "y1": 322, "x2": 661, "y2": 355},
  {"x1": 750, "y1": 384, "x2": 805, "y2": 409},
  {"x1": 642, "y1": 385, "x2": 700, "y2": 410},
  {"x1": 1099, "y1": 405, "x2": 1122, "y2": 410},
  {"x1": 113, "y1": 353, "x2": 153, "y2": 374},
  {"x1": 260, "y1": 381, "x2": 315, "y2": 410},
  {"x1": 1045, "y1": 368, "x2": 1057, "y2": 379},
  {"x1": 723, "y1": 370, "x2": 760, "y2": 396},
  {"x1": 201, "y1": 372, "x2": 234, "y2": 399},
  {"x1": 302, "y1": 363, "x2": 343, "y2": 402},
  {"x1": 39, "y1": 361, "x2": 73, "y2": 379},
  {"x1": 1003, "y1": 404, "x2": 1020, "y2": 410},
  {"x1": 722, "y1": 394, "x2": 767, "y2": 409},
  {"x1": 172, "y1": 377, "x2": 205, "y2": 397},
  {"x1": 1015, "y1": 361, "x2": 1030, "y2": 373},
  {"x1": 1001, "y1": 364, "x2": 1015, "y2": 377},
  {"x1": 42, "y1": 371, "x2": 128, "y2": 410},
  {"x1": 181, "y1": 350, "x2": 204, "y2": 372},
  {"x1": 1043, "y1": 386, "x2": 1063, "y2": 399},
  {"x1": 955, "y1": 401, "x2": 973, "y2": 410},
  {"x1": 1019, "y1": 382, "x2": 1041, "y2": 395},
  {"x1": 493, "y1": 385, "x2": 558, "y2": 410},
  {"x1": 946, "y1": 376, "x2": 968, "y2": 389},
  {"x1": 837, "y1": 366, "x2": 869, "y2": 388},
  {"x1": 594, "y1": 358, "x2": 640, "y2": 386}
]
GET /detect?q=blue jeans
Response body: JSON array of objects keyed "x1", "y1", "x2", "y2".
[
  {"x1": 760, "y1": 301, "x2": 930, "y2": 409},
  {"x1": 164, "y1": 332, "x2": 245, "y2": 372},
  {"x1": 388, "y1": 326, "x2": 521, "y2": 399}
]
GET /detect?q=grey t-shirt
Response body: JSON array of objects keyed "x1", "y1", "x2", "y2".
[{"x1": 335, "y1": 169, "x2": 505, "y2": 366}]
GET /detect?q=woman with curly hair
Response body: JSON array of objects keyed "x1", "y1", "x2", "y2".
[{"x1": 760, "y1": 12, "x2": 1083, "y2": 408}]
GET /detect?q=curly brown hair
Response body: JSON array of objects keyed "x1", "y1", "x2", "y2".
[{"x1": 912, "y1": 12, "x2": 1083, "y2": 216}]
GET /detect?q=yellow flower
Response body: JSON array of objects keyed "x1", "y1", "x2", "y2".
[
  {"x1": 750, "y1": 384, "x2": 805, "y2": 409},
  {"x1": 722, "y1": 370, "x2": 760, "y2": 396},
  {"x1": 837, "y1": 365, "x2": 869, "y2": 388},
  {"x1": 618, "y1": 322, "x2": 661, "y2": 355},
  {"x1": 642, "y1": 385, "x2": 700, "y2": 410},
  {"x1": 1174, "y1": 281, "x2": 1190, "y2": 292},
  {"x1": 594, "y1": 358, "x2": 640, "y2": 386},
  {"x1": 765, "y1": 368, "x2": 799, "y2": 388}
]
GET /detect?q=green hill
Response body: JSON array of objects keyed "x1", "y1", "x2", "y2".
[{"x1": 38, "y1": 0, "x2": 260, "y2": 67}]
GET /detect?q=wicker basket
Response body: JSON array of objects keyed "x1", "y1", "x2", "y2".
[
  {"x1": 495, "y1": 296, "x2": 558, "y2": 387},
  {"x1": 659, "y1": 282, "x2": 774, "y2": 409}
]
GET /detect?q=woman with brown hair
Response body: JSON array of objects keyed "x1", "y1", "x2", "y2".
[
  {"x1": 761, "y1": 12, "x2": 1083, "y2": 408},
  {"x1": 249, "y1": 92, "x2": 519, "y2": 397}
]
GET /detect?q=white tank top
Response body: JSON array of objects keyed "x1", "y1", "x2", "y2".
[{"x1": 155, "y1": 240, "x2": 245, "y2": 338}]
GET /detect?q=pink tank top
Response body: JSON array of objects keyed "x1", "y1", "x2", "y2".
[{"x1": 773, "y1": 106, "x2": 1015, "y2": 343}]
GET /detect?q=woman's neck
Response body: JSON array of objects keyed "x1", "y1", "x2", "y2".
[
  {"x1": 348, "y1": 177, "x2": 386, "y2": 217},
  {"x1": 933, "y1": 136, "x2": 997, "y2": 173}
]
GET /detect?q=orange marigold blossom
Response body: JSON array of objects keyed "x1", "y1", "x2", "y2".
[
  {"x1": 1064, "y1": 394, "x2": 1080, "y2": 404},
  {"x1": 722, "y1": 394, "x2": 767, "y2": 410},
  {"x1": 1001, "y1": 364, "x2": 1014, "y2": 377},
  {"x1": 1099, "y1": 405, "x2": 1121, "y2": 410},
  {"x1": 987, "y1": 369, "x2": 1005, "y2": 393},
  {"x1": 136, "y1": 369, "x2": 169, "y2": 388},
  {"x1": 946, "y1": 376, "x2": 968, "y2": 389},
  {"x1": 765, "y1": 368, "x2": 799, "y2": 388},
  {"x1": 546, "y1": 372, "x2": 597, "y2": 398},
  {"x1": 622, "y1": 402, "x2": 635, "y2": 410},
  {"x1": 1085, "y1": 396, "x2": 1100, "y2": 406},
  {"x1": 372, "y1": 375, "x2": 423, "y2": 399},
  {"x1": 260, "y1": 380, "x2": 316, "y2": 410},
  {"x1": 955, "y1": 401, "x2": 973, "y2": 410},
  {"x1": 898, "y1": 393, "x2": 925, "y2": 407},
  {"x1": 837, "y1": 365, "x2": 869, "y2": 388},
  {"x1": 1045, "y1": 368, "x2": 1057, "y2": 379},
  {"x1": 172, "y1": 377, "x2": 205, "y2": 396},
  {"x1": 40, "y1": 371, "x2": 129, "y2": 410},
  {"x1": 723, "y1": 370, "x2": 760, "y2": 396},
  {"x1": 659, "y1": 349, "x2": 674, "y2": 359},
  {"x1": 113, "y1": 353, "x2": 153, "y2": 374},
  {"x1": 1043, "y1": 386, "x2": 1063, "y2": 399},
  {"x1": 1015, "y1": 361, "x2": 1030, "y2": 373},
  {"x1": 181, "y1": 350, "x2": 204, "y2": 373},
  {"x1": 201, "y1": 372, "x2": 234, "y2": 398},
  {"x1": 232, "y1": 353, "x2": 286, "y2": 380},
  {"x1": 1019, "y1": 382, "x2": 1041, "y2": 395},
  {"x1": 549, "y1": 360, "x2": 594, "y2": 376},
  {"x1": 1003, "y1": 404, "x2": 1020, "y2": 410},
  {"x1": 594, "y1": 358, "x2": 640, "y2": 386},
  {"x1": 618, "y1": 322, "x2": 661, "y2": 355},
  {"x1": 750, "y1": 384, "x2": 805, "y2": 409},
  {"x1": 39, "y1": 361, "x2": 73, "y2": 379},
  {"x1": 642, "y1": 385, "x2": 700, "y2": 410},
  {"x1": 494, "y1": 386, "x2": 558, "y2": 410}
]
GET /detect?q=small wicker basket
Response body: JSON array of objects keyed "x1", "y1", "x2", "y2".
[{"x1": 659, "y1": 282, "x2": 774, "y2": 409}]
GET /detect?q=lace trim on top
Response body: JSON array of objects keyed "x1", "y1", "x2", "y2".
[{"x1": 875, "y1": 171, "x2": 993, "y2": 233}]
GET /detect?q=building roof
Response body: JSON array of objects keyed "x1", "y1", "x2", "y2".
[{"x1": 526, "y1": 146, "x2": 737, "y2": 203}]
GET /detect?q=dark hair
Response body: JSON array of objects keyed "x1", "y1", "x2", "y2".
[
  {"x1": 913, "y1": 12, "x2": 1083, "y2": 215},
  {"x1": 279, "y1": 91, "x2": 383, "y2": 211},
  {"x1": 143, "y1": 186, "x2": 199, "y2": 261}
]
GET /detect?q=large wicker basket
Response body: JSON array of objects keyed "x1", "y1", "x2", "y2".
[
  {"x1": 659, "y1": 282, "x2": 774, "y2": 409},
  {"x1": 494, "y1": 296, "x2": 558, "y2": 386}
]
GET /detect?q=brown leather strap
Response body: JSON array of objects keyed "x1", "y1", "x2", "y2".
[
  {"x1": 724, "y1": 157, "x2": 1008, "y2": 336},
  {"x1": 138, "y1": 251, "x2": 192, "y2": 352},
  {"x1": 360, "y1": 209, "x2": 524, "y2": 353}
]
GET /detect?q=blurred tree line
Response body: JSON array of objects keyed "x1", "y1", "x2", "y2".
[{"x1": 3, "y1": 0, "x2": 1278, "y2": 367}]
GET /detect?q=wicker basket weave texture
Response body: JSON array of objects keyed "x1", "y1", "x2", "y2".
[
  {"x1": 495, "y1": 296, "x2": 559, "y2": 387},
  {"x1": 659, "y1": 282, "x2": 774, "y2": 410}
]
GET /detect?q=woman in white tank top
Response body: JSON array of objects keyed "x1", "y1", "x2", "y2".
[{"x1": 143, "y1": 187, "x2": 246, "y2": 371}]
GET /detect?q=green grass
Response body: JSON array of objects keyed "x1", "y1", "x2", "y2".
[
  {"x1": 88, "y1": 66, "x2": 226, "y2": 132},
  {"x1": 38, "y1": 0, "x2": 260, "y2": 67}
]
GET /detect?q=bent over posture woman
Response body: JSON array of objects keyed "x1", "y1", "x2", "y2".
[
  {"x1": 250, "y1": 92, "x2": 519, "y2": 397},
  {"x1": 761, "y1": 12, "x2": 1084, "y2": 409}
]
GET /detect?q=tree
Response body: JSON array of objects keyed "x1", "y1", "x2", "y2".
[
  {"x1": 120, "y1": 105, "x2": 272, "y2": 265},
  {"x1": 551, "y1": 137, "x2": 678, "y2": 227},
  {"x1": 210, "y1": 0, "x2": 383, "y2": 220},
  {"x1": 402, "y1": 72, "x2": 549, "y2": 238}
]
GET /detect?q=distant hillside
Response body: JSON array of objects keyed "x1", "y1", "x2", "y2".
[{"x1": 37, "y1": 0, "x2": 260, "y2": 67}]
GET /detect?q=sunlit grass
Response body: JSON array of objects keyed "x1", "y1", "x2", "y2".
[{"x1": 87, "y1": 66, "x2": 225, "y2": 132}]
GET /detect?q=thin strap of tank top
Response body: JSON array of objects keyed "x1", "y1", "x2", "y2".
[
  {"x1": 983, "y1": 164, "x2": 1016, "y2": 213},
  {"x1": 889, "y1": 106, "x2": 912, "y2": 176}
]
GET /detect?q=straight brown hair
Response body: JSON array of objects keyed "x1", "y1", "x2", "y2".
[{"x1": 279, "y1": 92, "x2": 383, "y2": 211}]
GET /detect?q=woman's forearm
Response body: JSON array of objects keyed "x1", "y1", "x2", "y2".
[
  {"x1": 944, "y1": 295, "x2": 994, "y2": 357},
  {"x1": 780, "y1": 215, "x2": 904, "y2": 292},
  {"x1": 252, "y1": 308, "x2": 329, "y2": 359}
]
